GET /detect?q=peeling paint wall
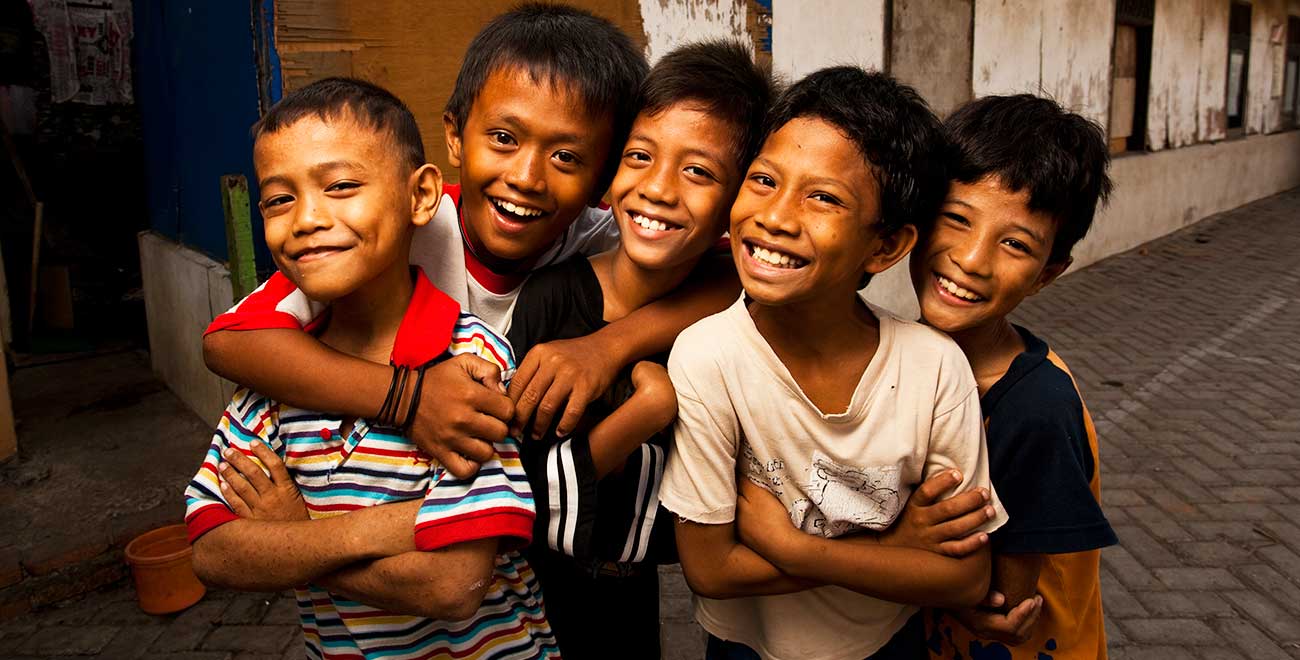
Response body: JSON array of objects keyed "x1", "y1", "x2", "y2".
[
  {"x1": 973, "y1": 0, "x2": 1112, "y2": 125},
  {"x1": 771, "y1": 0, "x2": 886, "y2": 79},
  {"x1": 638, "y1": 0, "x2": 750, "y2": 64},
  {"x1": 1248, "y1": 0, "x2": 1288, "y2": 133},
  {"x1": 1197, "y1": 0, "x2": 1230, "y2": 143},
  {"x1": 1148, "y1": 0, "x2": 1204, "y2": 150},
  {"x1": 890, "y1": 0, "x2": 973, "y2": 118}
]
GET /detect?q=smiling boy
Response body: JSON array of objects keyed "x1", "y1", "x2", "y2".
[
  {"x1": 914, "y1": 94, "x2": 1118, "y2": 660},
  {"x1": 505, "y1": 40, "x2": 773, "y2": 659},
  {"x1": 184, "y1": 77, "x2": 555, "y2": 659},
  {"x1": 658, "y1": 67, "x2": 1008, "y2": 660}
]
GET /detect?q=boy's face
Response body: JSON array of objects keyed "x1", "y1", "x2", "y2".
[
  {"x1": 444, "y1": 68, "x2": 614, "y2": 268},
  {"x1": 730, "y1": 117, "x2": 901, "y2": 308},
  {"x1": 910, "y1": 176, "x2": 1067, "y2": 335},
  {"x1": 255, "y1": 115, "x2": 432, "y2": 302},
  {"x1": 608, "y1": 102, "x2": 741, "y2": 272}
]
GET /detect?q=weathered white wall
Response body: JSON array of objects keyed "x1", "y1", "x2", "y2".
[
  {"x1": 890, "y1": 0, "x2": 973, "y2": 118},
  {"x1": 139, "y1": 232, "x2": 236, "y2": 424},
  {"x1": 972, "y1": 0, "x2": 1113, "y2": 127},
  {"x1": 1196, "y1": 0, "x2": 1231, "y2": 142},
  {"x1": 1074, "y1": 130, "x2": 1300, "y2": 270},
  {"x1": 1148, "y1": 0, "x2": 1204, "y2": 149},
  {"x1": 771, "y1": 0, "x2": 886, "y2": 79},
  {"x1": 638, "y1": 0, "x2": 751, "y2": 64}
]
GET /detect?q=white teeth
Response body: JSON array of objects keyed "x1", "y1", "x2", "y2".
[
  {"x1": 631, "y1": 212, "x2": 678, "y2": 232},
  {"x1": 749, "y1": 244, "x2": 805, "y2": 269},
  {"x1": 937, "y1": 275, "x2": 983, "y2": 301},
  {"x1": 496, "y1": 199, "x2": 543, "y2": 217}
]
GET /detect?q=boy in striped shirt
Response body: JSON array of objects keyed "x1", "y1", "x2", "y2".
[{"x1": 184, "y1": 78, "x2": 556, "y2": 659}]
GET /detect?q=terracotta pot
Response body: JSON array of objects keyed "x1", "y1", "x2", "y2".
[{"x1": 124, "y1": 524, "x2": 206, "y2": 614}]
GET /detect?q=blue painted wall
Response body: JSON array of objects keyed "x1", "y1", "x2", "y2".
[{"x1": 135, "y1": 1, "x2": 273, "y2": 266}]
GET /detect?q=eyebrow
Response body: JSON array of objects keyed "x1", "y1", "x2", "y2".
[
  {"x1": 629, "y1": 132, "x2": 728, "y2": 167},
  {"x1": 1012, "y1": 222, "x2": 1048, "y2": 245},
  {"x1": 258, "y1": 160, "x2": 367, "y2": 190},
  {"x1": 495, "y1": 113, "x2": 585, "y2": 146}
]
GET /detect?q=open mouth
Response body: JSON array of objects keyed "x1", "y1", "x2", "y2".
[
  {"x1": 935, "y1": 274, "x2": 986, "y2": 302},
  {"x1": 628, "y1": 211, "x2": 684, "y2": 233},
  {"x1": 744, "y1": 240, "x2": 807, "y2": 269},
  {"x1": 490, "y1": 197, "x2": 547, "y2": 221}
]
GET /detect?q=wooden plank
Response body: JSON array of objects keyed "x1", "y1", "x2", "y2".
[{"x1": 220, "y1": 175, "x2": 258, "y2": 300}]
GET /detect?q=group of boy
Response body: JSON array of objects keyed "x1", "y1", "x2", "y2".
[{"x1": 181, "y1": 3, "x2": 1117, "y2": 660}]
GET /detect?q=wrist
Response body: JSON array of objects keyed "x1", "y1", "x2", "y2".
[{"x1": 590, "y1": 323, "x2": 635, "y2": 367}]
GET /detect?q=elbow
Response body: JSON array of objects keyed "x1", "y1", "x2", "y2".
[
  {"x1": 418, "y1": 586, "x2": 485, "y2": 622},
  {"x1": 680, "y1": 562, "x2": 737, "y2": 600},
  {"x1": 190, "y1": 544, "x2": 234, "y2": 590},
  {"x1": 946, "y1": 567, "x2": 992, "y2": 609},
  {"x1": 202, "y1": 331, "x2": 232, "y2": 377}
]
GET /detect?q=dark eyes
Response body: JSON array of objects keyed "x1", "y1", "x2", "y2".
[
  {"x1": 554, "y1": 151, "x2": 579, "y2": 165},
  {"x1": 942, "y1": 212, "x2": 970, "y2": 226},
  {"x1": 326, "y1": 181, "x2": 360, "y2": 192},
  {"x1": 489, "y1": 131, "x2": 516, "y2": 146},
  {"x1": 263, "y1": 195, "x2": 293, "y2": 208},
  {"x1": 1003, "y1": 238, "x2": 1032, "y2": 254},
  {"x1": 749, "y1": 173, "x2": 775, "y2": 188},
  {"x1": 810, "y1": 192, "x2": 842, "y2": 206}
]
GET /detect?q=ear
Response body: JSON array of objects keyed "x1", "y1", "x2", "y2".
[
  {"x1": 443, "y1": 112, "x2": 463, "y2": 168},
  {"x1": 864, "y1": 224, "x2": 918, "y2": 275},
  {"x1": 1028, "y1": 256, "x2": 1071, "y2": 296},
  {"x1": 410, "y1": 164, "x2": 443, "y2": 227}
]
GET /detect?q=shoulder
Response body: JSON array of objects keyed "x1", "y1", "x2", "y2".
[
  {"x1": 219, "y1": 388, "x2": 280, "y2": 438},
  {"x1": 520, "y1": 257, "x2": 598, "y2": 299},
  {"x1": 669, "y1": 299, "x2": 745, "y2": 368},
  {"x1": 449, "y1": 312, "x2": 517, "y2": 372},
  {"x1": 877, "y1": 309, "x2": 977, "y2": 395}
]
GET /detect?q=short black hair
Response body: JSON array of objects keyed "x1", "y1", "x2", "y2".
[
  {"x1": 945, "y1": 94, "x2": 1113, "y2": 264},
  {"x1": 638, "y1": 40, "x2": 775, "y2": 170},
  {"x1": 764, "y1": 66, "x2": 947, "y2": 235},
  {"x1": 252, "y1": 77, "x2": 425, "y2": 171},
  {"x1": 445, "y1": 3, "x2": 648, "y2": 189}
]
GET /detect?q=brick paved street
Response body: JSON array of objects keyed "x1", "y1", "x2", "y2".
[{"x1": 2, "y1": 189, "x2": 1298, "y2": 658}]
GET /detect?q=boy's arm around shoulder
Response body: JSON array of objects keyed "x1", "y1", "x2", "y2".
[
  {"x1": 509, "y1": 253, "x2": 739, "y2": 440},
  {"x1": 202, "y1": 277, "x2": 510, "y2": 479},
  {"x1": 586, "y1": 361, "x2": 677, "y2": 477}
]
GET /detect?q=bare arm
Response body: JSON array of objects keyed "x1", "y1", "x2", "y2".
[
  {"x1": 204, "y1": 329, "x2": 509, "y2": 477},
  {"x1": 316, "y1": 540, "x2": 498, "y2": 621},
  {"x1": 674, "y1": 517, "x2": 813, "y2": 600},
  {"x1": 736, "y1": 479, "x2": 991, "y2": 609},
  {"x1": 510, "y1": 255, "x2": 739, "y2": 439},
  {"x1": 586, "y1": 362, "x2": 677, "y2": 477},
  {"x1": 948, "y1": 554, "x2": 1045, "y2": 646},
  {"x1": 191, "y1": 500, "x2": 420, "y2": 592}
]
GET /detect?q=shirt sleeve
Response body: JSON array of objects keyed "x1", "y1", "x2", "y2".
[
  {"x1": 523, "y1": 435, "x2": 600, "y2": 559},
  {"x1": 414, "y1": 435, "x2": 535, "y2": 551},
  {"x1": 924, "y1": 346, "x2": 1010, "y2": 536},
  {"x1": 658, "y1": 340, "x2": 742, "y2": 525},
  {"x1": 183, "y1": 390, "x2": 282, "y2": 543},
  {"x1": 204, "y1": 272, "x2": 326, "y2": 335},
  {"x1": 571, "y1": 206, "x2": 621, "y2": 256},
  {"x1": 988, "y1": 412, "x2": 1118, "y2": 554}
]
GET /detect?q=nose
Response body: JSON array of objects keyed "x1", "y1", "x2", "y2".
[
  {"x1": 291, "y1": 194, "x2": 332, "y2": 236},
  {"x1": 751, "y1": 190, "x2": 800, "y2": 237},
  {"x1": 503, "y1": 147, "x2": 547, "y2": 194},
  {"x1": 948, "y1": 227, "x2": 994, "y2": 278},
  {"x1": 637, "y1": 160, "x2": 679, "y2": 207}
]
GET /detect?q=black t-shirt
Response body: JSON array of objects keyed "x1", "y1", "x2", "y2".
[
  {"x1": 507, "y1": 257, "x2": 675, "y2": 566},
  {"x1": 984, "y1": 325, "x2": 1118, "y2": 555}
]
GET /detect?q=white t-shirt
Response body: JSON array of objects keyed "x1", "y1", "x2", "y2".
[
  {"x1": 208, "y1": 184, "x2": 620, "y2": 336},
  {"x1": 659, "y1": 296, "x2": 1009, "y2": 660}
]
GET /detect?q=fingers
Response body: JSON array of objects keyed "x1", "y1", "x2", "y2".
[
  {"x1": 931, "y1": 502, "x2": 996, "y2": 546},
  {"x1": 218, "y1": 461, "x2": 258, "y2": 514},
  {"x1": 927, "y1": 487, "x2": 988, "y2": 524},
  {"x1": 911, "y1": 469, "x2": 962, "y2": 508},
  {"x1": 937, "y1": 531, "x2": 989, "y2": 558},
  {"x1": 467, "y1": 388, "x2": 514, "y2": 428},
  {"x1": 221, "y1": 447, "x2": 272, "y2": 493},
  {"x1": 456, "y1": 354, "x2": 504, "y2": 392},
  {"x1": 507, "y1": 352, "x2": 540, "y2": 403},
  {"x1": 513, "y1": 365, "x2": 557, "y2": 437},
  {"x1": 981, "y1": 590, "x2": 1006, "y2": 609},
  {"x1": 554, "y1": 380, "x2": 595, "y2": 438},
  {"x1": 435, "y1": 448, "x2": 482, "y2": 481},
  {"x1": 249, "y1": 441, "x2": 291, "y2": 485},
  {"x1": 219, "y1": 476, "x2": 251, "y2": 516},
  {"x1": 529, "y1": 375, "x2": 574, "y2": 440},
  {"x1": 1011, "y1": 596, "x2": 1043, "y2": 642}
]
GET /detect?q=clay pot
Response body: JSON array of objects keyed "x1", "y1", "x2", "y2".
[{"x1": 124, "y1": 525, "x2": 205, "y2": 614}]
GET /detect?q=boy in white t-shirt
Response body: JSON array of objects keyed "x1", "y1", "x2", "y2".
[{"x1": 658, "y1": 67, "x2": 1009, "y2": 660}]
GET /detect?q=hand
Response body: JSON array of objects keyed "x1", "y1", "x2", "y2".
[
  {"x1": 736, "y1": 478, "x2": 802, "y2": 563},
  {"x1": 219, "y1": 442, "x2": 309, "y2": 522},
  {"x1": 509, "y1": 334, "x2": 622, "y2": 440},
  {"x1": 879, "y1": 469, "x2": 993, "y2": 557},
  {"x1": 953, "y1": 591, "x2": 1043, "y2": 646},
  {"x1": 408, "y1": 355, "x2": 513, "y2": 479}
]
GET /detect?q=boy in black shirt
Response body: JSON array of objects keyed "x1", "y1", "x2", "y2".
[{"x1": 506, "y1": 40, "x2": 774, "y2": 659}]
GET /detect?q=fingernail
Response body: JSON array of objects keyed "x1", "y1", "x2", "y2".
[
  {"x1": 219, "y1": 481, "x2": 229, "y2": 491},
  {"x1": 222, "y1": 448, "x2": 233, "y2": 458},
  {"x1": 979, "y1": 533, "x2": 988, "y2": 544},
  {"x1": 556, "y1": 429, "x2": 569, "y2": 438},
  {"x1": 980, "y1": 488, "x2": 990, "y2": 501},
  {"x1": 984, "y1": 506, "x2": 995, "y2": 518},
  {"x1": 948, "y1": 469, "x2": 960, "y2": 480},
  {"x1": 218, "y1": 462, "x2": 229, "y2": 472}
]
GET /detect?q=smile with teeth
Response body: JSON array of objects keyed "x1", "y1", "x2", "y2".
[
  {"x1": 629, "y1": 211, "x2": 681, "y2": 232},
  {"x1": 747, "y1": 243, "x2": 806, "y2": 269},
  {"x1": 492, "y1": 198, "x2": 545, "y2": 219},
  {"x1": 936, "y1": 274, "x2": 985, "y2": 302}
]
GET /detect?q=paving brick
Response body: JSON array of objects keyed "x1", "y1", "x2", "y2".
[
  {"x1": 15, "y1": 625, "x2": 119, "y2": 655},
  {"x1": 1175, "y1": 541, "x2": 1255, "y2": 566},
  {"x1": 220, "y1": 595, "x2": 273, "y2": 625},
  {"x1": 1102, "y1": 546, "x2": 1161, "y2": 589},
  {"x1": 152, "y1": 600, "x2": 227, "y2": 653},
  {"x1": 200, "y1": 625, "x2": 296, "y2": 654},
  {"x1": 1236, "y1": 564, "x2": 1300, "y2": 615},
  {"x1": 96, "y1": 625, "x2": 166, "y2": 659},
  {"x1": 1220, "y1": 487, "x2": 1291, "y2": 503},
  {"x1": 1135, "y1": 591, "x2": 1236, "y2": 617},
  {"x1": 259, "y1": 598, "x2": 299, "y2": 626},
  {"x1": 1153, "y1": 567, "x2": 1245, "y2": 590},
  {"x1": 1106, "y1": 489, "x2": 1147, "y2": 507},
  {"x1": 1213, "y1": 618, "x2": 1293, "y2": 660},
  {"x1": 19, "y1": 533, "x2": 110, "y2": 578},
  {"x1": 1258, "y1": 545, "x2": 1300, "y2": 580},
  {"x1": 1120, "y1": 619, "x2": 1219, "y2": 646},
  {"x1": 1224, "y1": 590, "x2": 1300, "y2": 639}
]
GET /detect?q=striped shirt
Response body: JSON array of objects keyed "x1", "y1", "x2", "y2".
[{"x1": 184, "y1": 269, "x2": 558, "y2": 660}]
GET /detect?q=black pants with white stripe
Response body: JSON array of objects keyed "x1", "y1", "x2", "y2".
[{"x1": 528, "y1": 547, "x2": 661, "y2": 660}]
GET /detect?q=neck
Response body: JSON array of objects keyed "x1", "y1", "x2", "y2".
[
  {"x1": 593, "y1": 247, "x2": 696, "y2": 322},
  {"x1": 949, "y1": 317, "x2": 1023, "y2": 388},
  {"x1": 320, "y1": 261, "x2": 414, "y2": 364},
  {"x1": 750, "y1": 288, "x2": 876, "y2": 358}
]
